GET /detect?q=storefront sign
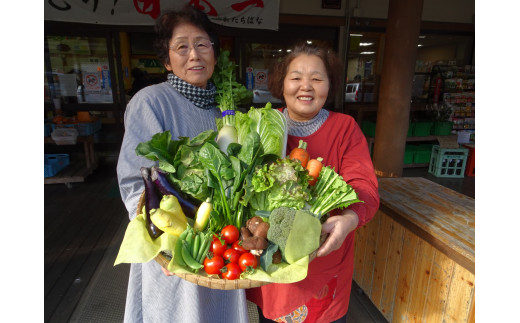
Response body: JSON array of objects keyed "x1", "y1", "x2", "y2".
[{"x1": 44, "y1": 0, "x2": 280, "y2": 30}]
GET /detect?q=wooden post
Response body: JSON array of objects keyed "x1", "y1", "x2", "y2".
[{"x1": 372, "y1": 0, "x2": 424, "y2": 178}]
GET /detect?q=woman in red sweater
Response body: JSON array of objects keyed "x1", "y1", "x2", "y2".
[{"x1": 246, "y1": 43, "x2": 380, "y2": 323}]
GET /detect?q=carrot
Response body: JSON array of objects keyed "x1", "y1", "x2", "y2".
[
  {"x1": 289, "y1": 140, "x2": 309, "y2": 167},
  {"x1": 306, "y1": 157, "x2": 323, "y2": 186}
]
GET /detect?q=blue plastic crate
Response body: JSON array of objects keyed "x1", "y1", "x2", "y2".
[
  {"x1": 44, "y1": 154, "x2": 70, "y2": 177},
  {"x1": 44, "y1": 123, "x2": 52, "y2": 137},
  {"x1": 428, "y1": 145, "x2": 468, "y2": 178}
]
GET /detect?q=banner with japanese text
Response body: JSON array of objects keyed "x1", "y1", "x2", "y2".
[{"x1": 44, "y1": 0, "x2": 280, "y2": 30}]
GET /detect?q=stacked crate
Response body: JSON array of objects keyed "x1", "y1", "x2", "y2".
[{"x1": 428, "y1": 145, "x2": 469, "y2": 178}]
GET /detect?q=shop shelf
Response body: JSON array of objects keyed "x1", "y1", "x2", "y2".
[
  {"x1": 44, "y1": 154, "x2": 70, "y2": 177},
  {"x1": 428, "y1": 145, "x2": 468, "y2": 178}
]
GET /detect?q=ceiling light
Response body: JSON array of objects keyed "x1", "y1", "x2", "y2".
[
  {"x1": 306, "y1": 40, "x2": 312, "y2": 44},
  {"x1": 360, "y1": 42, "x2": 373, "y2": 46},
  {"x1": 417, "y1": 44, "x2": 423, "y2": 47},
  {"x1": 360, "y1": 51, "x2": 375, "y2": 55},
  {"x1": 350, "y1": 34, "x2": 363, "y2": 37}
]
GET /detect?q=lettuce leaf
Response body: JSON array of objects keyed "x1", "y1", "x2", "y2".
[
  {"x1": 242, "y1": 158, "x2": 312, "y2": 211},
  {"x1": 135, "y1": 130, "x2": 217, "y2": 201}
]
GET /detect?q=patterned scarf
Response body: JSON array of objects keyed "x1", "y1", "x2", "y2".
[{"x1": 167, "y1": 73, "x2": 216, "y2": 110}]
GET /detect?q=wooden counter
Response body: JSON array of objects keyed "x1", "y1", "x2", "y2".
[{"x1": 353, "y1": 177, "x2": 475, "y2": 323}]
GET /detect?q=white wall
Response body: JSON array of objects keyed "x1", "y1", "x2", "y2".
[{"x1": 279, "y1": 0, "x2": 475, "y2": 24}]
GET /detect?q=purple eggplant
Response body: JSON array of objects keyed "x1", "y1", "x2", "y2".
[
  {"x1": 150, "y1": 166, "x2": 199, "y2": 219},
  {"x1": 141, "y1": 167, "x2": 163, "y2": 239}
]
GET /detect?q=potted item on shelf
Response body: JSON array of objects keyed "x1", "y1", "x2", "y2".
[
  {"x1": 426, "y1": 104, "x2": 453, "y2": 136},
  {"x1": 411, "y1": 120, "x2": 433, "y2": 136}
]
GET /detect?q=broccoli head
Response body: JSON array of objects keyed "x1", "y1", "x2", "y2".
[
  {"x1": 267, "y1": 207, "x2": 296, "y2": 254},
  {"x1": 267, "y1": 207, "x2": 321, "y2": 264}
]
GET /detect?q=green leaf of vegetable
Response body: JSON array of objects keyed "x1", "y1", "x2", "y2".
[{"x1": 135, "y1": 131, "x2": 180, "y2": 173}]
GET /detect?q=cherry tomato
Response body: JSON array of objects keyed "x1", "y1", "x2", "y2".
[
  {"x1": 221, "y1": 225, "x2": 240, "y2": 244},
  {"x1": 223, "y1": 248, "x2": 241, "y2": 264},
  {"x1": 232, "y1": 240, "x2": 247, "y2": 254},
  {"x1": 238, "y1": 252, "x2": 258, "y2": 272},
  {"x1": 203, "y1": 255, "x2": 225, "y2": 275},
  {"x1": 210, "y1": 237, "x2": 227, "y2": 256},
  {"x1": 221, "y1": 262, "x2": 242, "y2": 280}
]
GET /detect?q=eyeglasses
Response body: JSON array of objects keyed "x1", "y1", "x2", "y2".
[{"x1": 169, "y1": 39, "x2": 214, "y2": 56}]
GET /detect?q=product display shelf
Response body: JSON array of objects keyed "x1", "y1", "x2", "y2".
[{"x1": 44, "y1": 135, "x2": 98, "y2": 187}]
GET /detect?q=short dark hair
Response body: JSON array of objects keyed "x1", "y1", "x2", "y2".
[
  {"x1": 153, "y1": 4, "x2": 220, "y2": 67},
  {"x1": 268, "y1": 42, "x2": 343, "y2": 104}
]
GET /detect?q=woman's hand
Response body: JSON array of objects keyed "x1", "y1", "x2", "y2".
[
  {"x1": 161, "y1": 267, "x2": 175, "y2": 276},
  {"x1": 316, "y1": 210, "x2": 359, "y2": 257}
]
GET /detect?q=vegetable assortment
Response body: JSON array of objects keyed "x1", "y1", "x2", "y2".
[
  {"x1": 121, "y1": 50, "x2": 362, "y2": 283},
  {"x1": 133, "y1": 133, "x2": 362, "y2": 281}
]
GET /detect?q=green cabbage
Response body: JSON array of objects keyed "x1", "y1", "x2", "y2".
[{"x1": 234, "y1": 103, "x2": 288, "y2": 158}]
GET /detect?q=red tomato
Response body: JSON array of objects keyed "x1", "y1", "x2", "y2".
[
  {"x1": 221, "y1": 225, "x2": 239, "y2": 244},
  {"x1": 221, "y1": 262, "x2": 242, "y2": 280},
  {"x1": 232, "y1": 240, "x2": 247, "y2": 254},
  {"x1": 210, "y1": 237, "x2": 227, "y2": 256},
  {"x1": 238, "y1": 252, "x2": 258, "y2": 272},
  {"x1": 223, "y1": 248, "x2": 241, "y2": 264},
  {"x1": 203, "y1": 255, "x2": 224, "y2": 275}
]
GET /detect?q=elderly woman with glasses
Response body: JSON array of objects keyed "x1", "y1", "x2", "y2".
[{"x1": 116, "y1": 5, "x2": 249, "y2": 323}]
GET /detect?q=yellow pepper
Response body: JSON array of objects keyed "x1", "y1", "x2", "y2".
[
  {"x1": 160, "y1": 195, "x2": 185, "y2": 215},
  {"x1": 149, "y1": 195, "x2": 188, "y2": 237}
]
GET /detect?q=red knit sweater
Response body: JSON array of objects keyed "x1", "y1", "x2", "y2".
[{"x1": 246, "y1": 111, "x2": 380, "y2": 322}]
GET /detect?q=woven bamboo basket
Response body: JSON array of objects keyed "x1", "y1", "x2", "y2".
[{"x1": 137, "y1": 191, "x2": 271, "y2": 290}]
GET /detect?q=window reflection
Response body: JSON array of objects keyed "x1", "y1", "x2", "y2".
[{"x1": 46, "y1": 36, "x2": 113, "y2": 104}]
